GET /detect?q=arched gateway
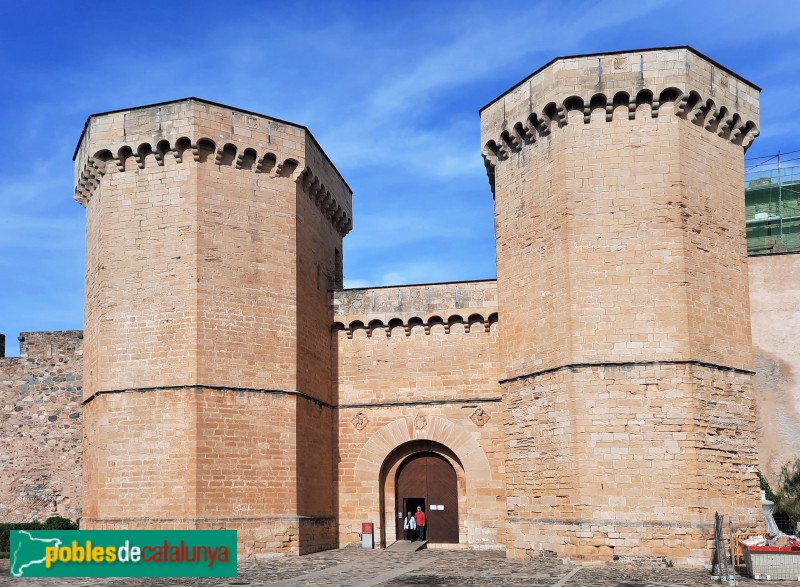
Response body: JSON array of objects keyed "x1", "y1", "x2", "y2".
[{"x1": 351, "y1": 416, "x2": 503, "y2": 549}]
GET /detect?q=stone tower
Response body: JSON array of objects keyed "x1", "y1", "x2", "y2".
[
  {"x1": 74, "y1": 99, "x2": 351, "y2": 555},
  {"x1": 481, "y1": 48, "x2": 762, "y2": 564}
]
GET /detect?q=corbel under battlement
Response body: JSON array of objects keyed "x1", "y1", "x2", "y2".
[
  {"x1": 331, "y1": 280, "x2": 498, "y2": 338},
  {"x1": 482, "y1": 86, "x2": 760, "y2": 170},
  {"x1": 73, "y1": 98, "x2": 353, "y2": 237},
  {"x1": 480, "y1": 47, "x2": 762, "y2": 198},
  {"x1": 74, "y1": 138, "x2": 352, "y2": 237},
  {"x1": 333, "y1": 311, "x2": 498, "y2": 339}
]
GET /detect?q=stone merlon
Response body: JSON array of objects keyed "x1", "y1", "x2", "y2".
[
  {"x1": 331, "y1": 280, "x2": 498, "y2": 336},
  {"x1": 0, "y1": 331, "x2": 84, "y2": 360},
  {"x1": 481, "y1": 46, "x2": 761, "y2": 185},
  {"x1": 72, "y1": 97, "x2": 353, "y2": 236}
]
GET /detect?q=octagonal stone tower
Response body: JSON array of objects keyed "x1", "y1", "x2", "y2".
[
  {"x1": 481, "y1": 48, "x2": 762, "y2": 564},
  {"x1": 74, "y1": 98, "x2": 351, "y2": 555}
]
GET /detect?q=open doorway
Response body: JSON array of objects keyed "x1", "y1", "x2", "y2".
[{"x1": 398, "y1": 497, "x2": 425, "y2": 541}]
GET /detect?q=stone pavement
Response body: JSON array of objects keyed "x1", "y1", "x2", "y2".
[{"x1": 2, "y1": 546, "x2": 799, "y2": 586}]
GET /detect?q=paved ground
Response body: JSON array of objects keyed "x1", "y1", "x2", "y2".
[{"x1": 2, "y1": 546, "x2": 798, "y2": 586}]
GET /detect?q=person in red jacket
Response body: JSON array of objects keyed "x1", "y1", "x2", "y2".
[{"x1": 414, "y1": 506, "x2": 426, "y2": 541}]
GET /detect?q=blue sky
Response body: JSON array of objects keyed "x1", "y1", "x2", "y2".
[{"x1": 1, "y1": 1, "x2": 798, "y2": 356}]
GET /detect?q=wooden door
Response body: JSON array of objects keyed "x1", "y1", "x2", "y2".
[{"x1": 395, "y1": 452, "x2": 459, "y2": 543}]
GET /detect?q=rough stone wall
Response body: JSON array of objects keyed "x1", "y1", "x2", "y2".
[
  {"x1": 0, "y1": 331, "x2": 83, "y2": 522},
  {"x1": 749, "y1": 252, "x2": 800, "y2": 481},
  {"x1": 503, "y1": 363, "x2": 760, "y2": 564},
  {"x1": 333, "y1": 281, "x2": 505, "y2": 549},
  {"x1": 482, "y1": 48, "x2": 761, "y2": 564}
]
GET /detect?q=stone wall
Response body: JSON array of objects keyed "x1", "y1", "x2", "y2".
[
  {"x1": 0, "y1": 54, "x2": 792, "y2": 566},
  {"x1": 482, "y1": 49, "x2": 759, "y2": 381},
  {"x1": 82, "y1": 387, "x2": 336, "y2": 556},
  {"x1": 3, "y1": 256, "x2": 797, "y2": 545},
  {"x1": 482, "y1": 47, "x2": 762, "y2": 564},
  {"x1": 503, "y1": 363, "x2": 760, "y2": 564},
  {"x1": 333, "y1": 281, "x2": 506, "y2": 550},
  {"x1": 0, "y1": 331, "x2": 83, "y2": 522},
  {"x1": 77, "y1": 99, "x2": 349, "y2": 398},
  {"x1": 76, "y1": 98, "x2": 350, "y2": 555},
  {"x1": 337, "y1": 411, "x2": 506, "y2": 550},
  {"x1": 749, "y1": 252, "x2": 800, "y2": 482}
]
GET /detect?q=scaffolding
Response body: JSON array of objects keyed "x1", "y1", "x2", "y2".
[{"x1": 745, "y1": 150, "x2": 800, "y2": 255}]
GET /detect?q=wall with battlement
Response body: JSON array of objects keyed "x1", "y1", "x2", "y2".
[
  {"x1": 4, "y1": 48, "x2": 798, "y2": 566},
  {"x1": 3, "y1": 259, "x2": 798, "y2": 534},
  {"x1": 76, "y1": 98, "x2": 350, "y2": 555},
  {"x1": 0, "y1": 331, "x2": 83, "y2": 522},
  {"x1": 76, "y1": 98, "x2": 352, "y2": 398},
  {"x1": 484, "y1": 47, "x2": 762, "y2": 564},
  {"x1": 481, "y1": 47, "x2": 759, "y2": 174},
  {"x1": 332, "y1": 279, "x2": 497, "y2": 336},
  {"x1": 73, "y1": 99, "x2": 352, "y2": 236},
  {"x1": 332, "y1": 281, "x2": 499, "y2": 406},
  {"x1": 332, "y1": 280, "x2": 505, "y2": 548},
  {"x1": 482, "y1": 48, "x2": 759, "y2": 379}
]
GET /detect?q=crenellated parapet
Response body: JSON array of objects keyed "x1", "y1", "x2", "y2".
[
  {"x1": 76, "y1": 98, "x2": 351, "y2": 552},
  {"x1": 298, "y1": 167, "x2": 353, "y2": 236},
  {"x1": 73, "y1": 138, "x2": 303, "y2": 202},
  {"x1": 331, "y1": 279, "x2": 498, "y2": 338},
  {"x1": 480, "y1": 47, "x2": 761, "y2": 196},
  {"x1": 483, "y1": 86, "x2": 759, "y2": 164},
  {"x1": 334, "y1": 311, "x2": 498, "y2": 339},
  {"x1": 73, "y1": 98, "x2": 353, "y2": 236},
  {"x1": 74, "y1": 139, "x2": 352, "y2": 236}
]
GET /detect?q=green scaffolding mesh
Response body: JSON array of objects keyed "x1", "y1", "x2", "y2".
[{"x1": 746, "y1": 151, "x2": 800, "y2": 255}]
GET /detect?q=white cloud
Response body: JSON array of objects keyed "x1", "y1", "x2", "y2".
[
  {"x1": 364, "y1": 0, "x2": 671, "y2": 123},
  {"x1": 346, "y1": 202, "x2": 493, "y2": 252},
  {"x1": 1, "y1": 0, "x2": 795, "y2": 352}
]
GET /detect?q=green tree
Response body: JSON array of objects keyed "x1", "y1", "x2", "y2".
[
  {"x1": 758, "y1": 471, "x2": 779, "y2": 503},
  {"x1": 42, "y1": 517, "x2": 78, "y2": 530},
  {"x1": 776, "y1": 459, "x2": 800, "y2": 519}
]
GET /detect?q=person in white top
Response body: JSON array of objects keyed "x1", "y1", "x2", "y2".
[{"x1": 403, "y1": 511, "x2": 417, "y2": 541}]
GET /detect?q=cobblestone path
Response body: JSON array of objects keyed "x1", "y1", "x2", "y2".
[{"x1": 2, "y1": 547, "x2": 798, "y2": 586}]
